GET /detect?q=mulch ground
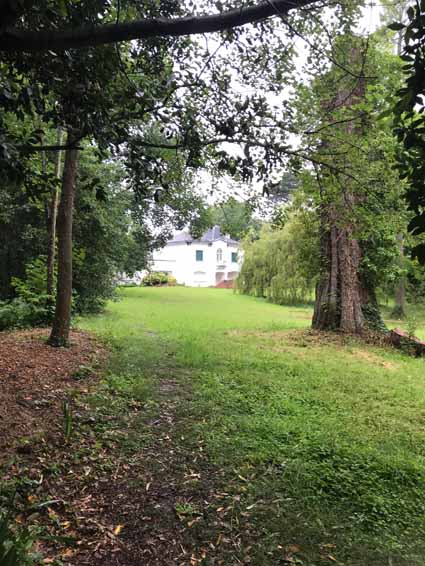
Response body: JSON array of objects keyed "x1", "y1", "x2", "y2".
[{"x1": 0, "y1": 328, "x2": 105, "y2": 456}]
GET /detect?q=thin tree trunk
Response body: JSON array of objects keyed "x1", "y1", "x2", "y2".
[
  {"x1": 46, "y1": 127, "x2": 64, "y2": 296},
  {"x1": 391, "y1": 234, "x2": 406, "y2": 318},
  {"x1": 48, "y1": 131, "x2": 78, "y2": 347}
]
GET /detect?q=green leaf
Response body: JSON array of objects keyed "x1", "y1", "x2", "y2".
[{"x1": 387, "y1": 22, "x2": 405, "y2": 31}]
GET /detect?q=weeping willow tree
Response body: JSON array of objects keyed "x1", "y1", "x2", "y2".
[{"x1": 236, "y1": 210, "x2": 319, "y2": 305}]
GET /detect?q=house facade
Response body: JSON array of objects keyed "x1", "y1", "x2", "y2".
[{"x1": 150, "y1": 226, "x2": 241, "y2": 287}]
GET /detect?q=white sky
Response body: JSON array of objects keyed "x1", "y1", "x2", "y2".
[{"x1": 202, "y1": 3, "x2": 385, "y2": 205}]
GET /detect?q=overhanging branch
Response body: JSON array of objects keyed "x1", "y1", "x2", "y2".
[{"x1": 0, "y1": 0, "x2": 319, "y2": 52}]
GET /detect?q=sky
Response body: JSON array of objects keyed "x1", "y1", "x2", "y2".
[{"x1": 199, "y1": 1, "x2": 386, "y2": 206}]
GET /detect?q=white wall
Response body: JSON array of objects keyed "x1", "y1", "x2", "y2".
[{"x1": 151, "y1": 240, "x2": 240, "y2": 287}]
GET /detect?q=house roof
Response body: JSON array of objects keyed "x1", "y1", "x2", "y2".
[{"x1": 168, "y1": 225, "x2": 239, "y2": 246}]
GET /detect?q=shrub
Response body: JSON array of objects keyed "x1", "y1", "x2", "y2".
[
  {"x1": 142, "y1": 272, "x2": 169, "y2": 287},
  {"x1": 0, "y1": 298, "x2": 50, "y2": 331},
  {"x1": 0, "y1": 257, "x2": 55, "y2": 330},
  {"x1": 167, "y1": 275, "x2": 177, "y2": 286},
  {"x1": 0, "y1": 257, "x2": 56, "y2": 330}
]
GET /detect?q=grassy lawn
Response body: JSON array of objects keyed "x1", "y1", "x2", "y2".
[
  {"x1": 381, "y1": 301, "x2": 425, "y2": 341},
  {"x1": 80, "y1": 287, "x2": 425, "y2": 565}
]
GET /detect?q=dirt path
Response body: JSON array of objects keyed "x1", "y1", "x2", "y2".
[{"x1": 0, "y1": 329, "x2": 254, "y2": 565}]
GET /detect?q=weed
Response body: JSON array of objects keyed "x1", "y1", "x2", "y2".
[
  {"x1": 62, "y1": 400, "x2": 73, "y2": 442},
  {"x1": 71, "y1": 365, "x2": 94, "y2": 381},
  {"x1": 406, "y1": 314, "x2": 418, "y2": 338},
  {"x1": 0, "y1": 510, "x2": 40, "y2": 565},
  {"x1": 174, "y1": 502, "x2": 198, "y2": 517}
]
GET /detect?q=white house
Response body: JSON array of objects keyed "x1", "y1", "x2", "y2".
[{"x1": 149, "y1": 225, "x2": 241, "y2": 287}]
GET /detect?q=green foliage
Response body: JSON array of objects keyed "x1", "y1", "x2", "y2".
[
  {"x1": 11, "y1": 256, "x2": 54, "y2": 304},
  {"x1": 407, "y1": 259, "x2": 425, "y2": 303},
  {"x1": 208, "y1": 197, "x2": 260, "y2": 240},
  {"x1": 237, "y1": 211, "x2": 319, "y2": 305},
  {"x1": 0, "y1": 160, "x2": 47, "y2": 300},
  {"x1": 406, "y1": 314, "x2": 418, "y2": 339},
  {"x1": 392, "y1": 3, "x2": 425, "y2": 263},
  {"x1": 71, "y1": 151, "x2": 134, "y2": 315},
  {"x1": 0, "y1": 257, "x2": 54, "y2": 330},
  {"x1": 0, "y1": 511, "x2": 39, "y2": 566},
  {"x1": 142, "y1": 272, "x2": 169, "y2": 287},
  {"x1": 0, "y1": 299, "x2": 43, "y2": 331}
]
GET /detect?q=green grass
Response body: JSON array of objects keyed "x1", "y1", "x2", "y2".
[
  {"x1": 81, "y1": 287, "x2": 425, "y2": 565},
  {"x1": 381, "y1": 301, "x2": 425, "y2": 340}
]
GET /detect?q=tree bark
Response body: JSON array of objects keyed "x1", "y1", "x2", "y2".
[
  {"x1": 312, "y1": 47, "x2": 384, "y2": 334},
  {"x1": 0, "y1": 0, "x2": 318, "y2": 52},
  {"x1": 46, "y1": 127, "x2": 63, "y2": 296},
  {"x1": 313, "y1": 200, "x2": 366, "y2": 333},
  {"x1": 48, "y1": 131, "x2": 78, "y2": 347}
]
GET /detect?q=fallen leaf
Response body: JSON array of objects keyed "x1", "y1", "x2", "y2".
[{"x1": 285, "y1": 545, "x2": 301, "y2": 554}]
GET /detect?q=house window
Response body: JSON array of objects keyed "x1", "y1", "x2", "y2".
[
  {"x1": 216, "y1": 248, "x2": 223, "y2": 262},
  {"x1": 196, "y1": 250, "x2": 204, "y2": 262},
  {"x1": 231, "y1": 252, "x2": 238, "y2": 263}
]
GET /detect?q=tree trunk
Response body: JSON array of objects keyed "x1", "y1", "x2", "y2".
[
  {"x1": 311, "y1": 46, "x2": 386, "y2": 334},
  {"x1": 312, "y1": 185, "x2": 386, "y2": 334},
  {"x1": 46, "y1": 127, "x2": 64, "y2": 296},
  {"x1": 393, "y1": 277, "x2": 406, "y2": 318},
  {"x1": 391, "y1": 234, "x2": 406, "y2": 319},
  {"x1": 313, "y1": 199, "x2": 366, "y2": 333},
  {"x1": 48, "y1": 131, "x2": 78, "y2": 347}
]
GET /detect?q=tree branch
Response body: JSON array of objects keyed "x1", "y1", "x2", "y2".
[
  {"x1": 137, "y1": 136, "x2": 360, "y2": 181},
  {"x1": 304, "y1": 113, "x2": 368, "y2": 135},
  {"x1": 0, "y1": 0, "x2": 319, "y2": 52},
  {"x1": 18, "y1": 143, "x2": 83, "y2": 152}
]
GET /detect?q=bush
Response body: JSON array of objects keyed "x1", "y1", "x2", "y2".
[
  {"x1": 0, "y1": 257, "x2": 55, "y2": 330},
  {"x1": 167, "y1": 275, "x2": 177, "y2": 286},
  {"x1": 142, "y1": 272, "x2": 169, "y2": 287},
  {"x1": 0, "y1": 298, "x2": 51, "y2": 331}
]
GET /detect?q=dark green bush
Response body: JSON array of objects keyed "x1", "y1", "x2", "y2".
[
  {"x1": 0, "y1": 257, "x2": 55, "y2": 330},
  {"x1": 0, "y1": 298, "x2": 51, "y2": 331}
]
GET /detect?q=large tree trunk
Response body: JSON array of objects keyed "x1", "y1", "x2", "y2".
[
  {"x1": 312, "y1": 186, "x2": 385, "y2": 334},
  {"x1": 46, "y1": 127, "x2": 64, "y2": 296},
  {"x1": 48, "y1": 131, "x2": 78, "y2": 347},
  {"x1": 313, "y1": 200, "x2": 366, "y2": 333},
  {"x1": 311, "y1": 47, "x2": 384, "y2": 334}
]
